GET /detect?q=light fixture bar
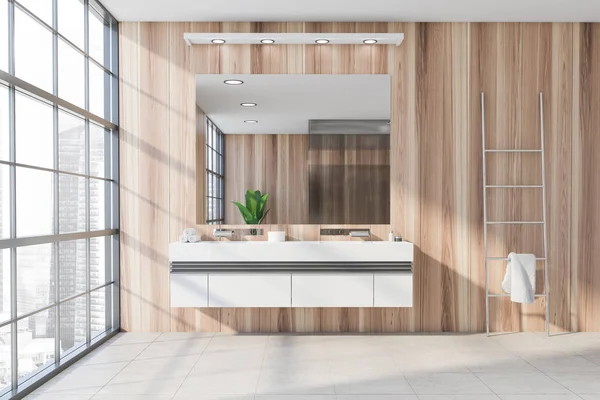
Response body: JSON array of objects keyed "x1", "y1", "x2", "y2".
[{"x1": 184, "y1": 32, "x2": 404, "y2": 46}]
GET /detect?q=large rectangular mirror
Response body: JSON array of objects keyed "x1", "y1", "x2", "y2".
[{"x1": 196, "y1": 74, "x2": 391, "y2": 225}]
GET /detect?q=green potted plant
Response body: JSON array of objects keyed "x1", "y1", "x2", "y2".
[{"x1": 233, "y1": 190, "x2": 270, "y2": 232}]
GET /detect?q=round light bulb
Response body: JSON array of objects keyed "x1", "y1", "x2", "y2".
[
  {"x1": 211, "y1": 39, "x2": 226, "y2": 44},
  {"x1": 224, "y1": 79, "x2": 244, "y2": 85}
]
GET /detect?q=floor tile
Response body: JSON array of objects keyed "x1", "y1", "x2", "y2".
[
  {"x1": 256, "y1": 369, "x2": 336, "y2": 395},
  {"x1": 173, "y1": 394, "x2": 255, "y2": 400},
  {"x1": 95, "y1": 377, "x2": 186, "y2": 396},
  {"x1": 465, "y1": 358, "x2": 539, "y2": 373},
  {"x1": 255, "y1": 396, "x2": 338, "y2": 400},
  {"x1": 108, "y1": 332, "x2": 161, "y2": 346},
  {"x1": 405, "y1": 373, "x2": 494, "y2": 395},
  {"x1": 475, "y1": 372, "x2": 571, "y2": 395},
  {"x1": 92, "y1": 396, "x2": 172, "y2": 400},
  {"x1": 25, "y1": 395, "x2": 92, "y2": 400},
  {"x1": 333, "y1": 374, "x2": 414, "y2": 394},
  {"x1": 417, "y1": 396, "x2": 500, "y2": 400},
  {"x1": 525, "y1": 355, "x2": 600, "y2": 373},
  {"x1": 96, "y1": 355, "x2": 199, "y2": 396},
  {"x1": 136, "y1": 336, "x2": 212, "y2": 360},
  {"x1": 336, "y1": 396, "x2": 419, "y2": 400},
  {"x1": 24, "y1": 333, "x2": 600, "y2": 400},
  {"x1": 80, "y1": 343, "x2": 148, "y2": 365},
  {"x1": 547, "y1": 373, "x2": 600, "y2": 394},
  {"x1": 498, "y1": 395, "x2": 582, "y2": 400},
  {"x1": 175, "y1": 371, "x2": 260, "y2": 395},
  {"x1": 35, "y1": 362, "x2": 128, "y2": 395}
]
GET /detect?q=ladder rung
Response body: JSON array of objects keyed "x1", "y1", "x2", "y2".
[
  {"x1": 486, "y1": 256, "x2": 546, "y2": 261},
  {"x1": 485, "y1": 149, "x2": 543, "y2": 153},
  {"x1": 488, "y1": 294, "x2": 547, "y2": 298},
  {"x1": 486, "y1": 221, "x2": 544, "y2": 225},
  {"x1": 486, "y1": 185, "x2": 543, "y2": 188}
]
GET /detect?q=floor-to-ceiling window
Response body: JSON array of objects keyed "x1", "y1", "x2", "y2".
[
  {"x1": 206, "y1": 118, "x2": 224, "y2": 224},
  {"x1": 0, "y1": 0, "x2": 119, "y2": 397}
]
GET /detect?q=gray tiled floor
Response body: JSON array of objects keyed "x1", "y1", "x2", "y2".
[{"x1": 26, "y1": 332, "x2": 600, "y2": 400}]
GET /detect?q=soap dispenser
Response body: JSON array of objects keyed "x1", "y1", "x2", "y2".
[{"x1": 389, "y1": 230, "x2": 394, "y2": 241}]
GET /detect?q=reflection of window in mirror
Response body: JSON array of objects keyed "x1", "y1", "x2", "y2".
[{"x1": 206, "y1": 118, "x2": 225, "y2": 224}]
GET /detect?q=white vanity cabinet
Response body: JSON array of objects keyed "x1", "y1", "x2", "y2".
[
  {"x1": 209, "y1": 273, "x2": 291, "y2": 307},
  {"x1": 170, "y1": 273, "x2": 209, "y2": 307},
  {"x1": 170, "y1": 241, "x2": 414, "y2": 308},
  {"x1": 292, "y1": 273, "x2": 374, "y2": 307}
]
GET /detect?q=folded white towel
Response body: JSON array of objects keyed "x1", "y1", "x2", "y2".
[
  {"x1": 183, "y1": 228, "x2": 197, "y2": 237},
  {"x1": 188, "y1": 234, "x2": 201, "y2": 243},
  {"x1": 502, "y1": 252, "x2": 536, "y2": 304},
  {"x1": 178, "y1": 235, "x2": 187, "y2": 243}
]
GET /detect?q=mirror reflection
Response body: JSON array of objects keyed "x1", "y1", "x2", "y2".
[{"x1": 196, "y1": 74, "x2": 391, "y2": 225}]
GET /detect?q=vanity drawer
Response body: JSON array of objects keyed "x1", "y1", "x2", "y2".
[
  {"x1": 373, "y1": 272, "x2": 413, "y2": 307},
  {"x1": 292, "y1": 273, "x2": 374, "y2": 307},
  {"x1": 208, "y1": 273, "x2": 291, "y2": 307},
  {"x1": 170, "y1": 273, "x2": 209, "y2": 307}
]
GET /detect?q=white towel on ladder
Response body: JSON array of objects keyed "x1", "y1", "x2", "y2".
[{"x1": 502, "y1": 252, "x2": 536, "y2": 304}]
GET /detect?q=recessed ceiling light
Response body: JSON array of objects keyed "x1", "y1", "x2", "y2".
[
  {"x1": 244, "y1": 120, "x2": 258, "y2": 124},
  {"x1": 260, "y1": 39, "x2": 275, "y2": 44},
  {"x1": 211, "y1": 39, "x2": 226, "y2": 44},
  {"x1": 315, "y1": 39, "x2": 329, "y2": 44},
  {"x1": 363, "y1": 39, "x2": 377, "y2": 44},
  {"x1": 224, "y1": 79, "x2": 243, "y2": 85},
  {"x1": 241, "y1": 103, "x2": 257, "y2": 107}
]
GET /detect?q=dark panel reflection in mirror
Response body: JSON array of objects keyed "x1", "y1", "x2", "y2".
[{"x1": 308, "y1": 120, "x2": 390, "y2": 224}]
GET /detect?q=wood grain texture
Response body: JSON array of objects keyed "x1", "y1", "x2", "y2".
[
  {"x1": 224, "y1": 134, "x2": 309, "y2": 224},
  {"x1": 119, "y1": 21, "x2": 600, "y2": 333}
]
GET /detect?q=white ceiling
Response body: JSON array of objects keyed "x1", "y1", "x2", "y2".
[
  {"x1": 103, "y1": 0, "x2": 599, "y2": 22},
  {"x1": 196, "y1": 74, "x2": 391, "y2": 134}
]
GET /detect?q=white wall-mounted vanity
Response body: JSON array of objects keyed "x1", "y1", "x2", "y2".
[{"x1": 170, "y1": 241, "x2": 414, "y2": 308}]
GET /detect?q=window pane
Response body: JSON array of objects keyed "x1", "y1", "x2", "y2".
[
  {"x1": 0, "y1": 0, "x2": 7, "y2": 72},
  {"x1": 17, "y1": 167, "x2": 54, "y2": 237},
  {"x1": 17, "y1": 243, "x2": 55, "y2": 315},
  {"x1": 58, "y1": 110, "x2": 85, "y2": 174},
  {"x1": 17, "y1": 306, "x2": 55, "y2": 382},
  {"x1": 57, "y1": 0, "x2": 84, "y2": 50},
  {"x1": 90, "y1": 284, "x2": 112, "y2": 339},
  {"x1": 59, "y1": 239, "x2": 86, "y2": 299},
  {"x1": 58, "y1": 174, "x2": 86, "y2": 234},
  {"x1": 0, "y1": 165, "x2": 8, "y2": 239},
  {"x1": 16, "y1": 92, "x2": 53, "y2": 169},
  {"x1": 0, "y1": 249, "x2": 10, "y2": 322},
  {"x1": 89, "y1": 62, "x2": 109, "y2": 119},
  {"x1": 89, "y1": 178, "x2": 105, "y2": 230},
  {"x1": 17, "y1": 0, "x2": 52, "y2": 26},
  {"x1": 15, "y1": 8, "x2": 53, "y2": 94},
  {"x1": 0, "y1": 325, "x2": 10, "y2": 392},
  {"x1": 60, "y1": 294, "x2": 87, "y2": 358},
  {"x1": 90, "y1": 123, "x2": 106, "y2": 178},
  {"x1": 58, "y1": 39, "x2": 85, "y2": 109},
  {"x1": 90, "y1": 236, "x2": 106, "y2": 288},
  {"x1": 89, "y1": 8, "x2": 107, "y2": 67},
  {"x1": 0, "y1": 84, "x2": 8, "y2": 161}
]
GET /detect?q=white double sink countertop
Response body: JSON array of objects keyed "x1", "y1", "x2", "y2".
[{"x1": 170, "y1": 241, "x2": 414, "y2": 263}]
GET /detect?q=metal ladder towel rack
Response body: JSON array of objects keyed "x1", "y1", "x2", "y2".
[{"x1": 481, "y1": 92, "x2": 550, "y2": 337}]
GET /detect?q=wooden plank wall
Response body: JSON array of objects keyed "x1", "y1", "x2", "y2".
[
  {"x1": 119, "y1": 22, "x2": 600, "y2": 333},
  {"x1": 223, "y1": 134, "x2": 309, "y2": 225}
]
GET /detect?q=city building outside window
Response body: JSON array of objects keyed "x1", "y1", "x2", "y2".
[{"x1": 0, "y1": 0, "x2": 119, "y2": 397}]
